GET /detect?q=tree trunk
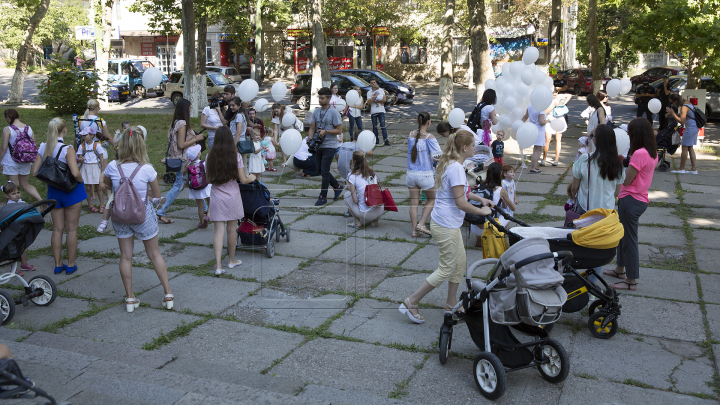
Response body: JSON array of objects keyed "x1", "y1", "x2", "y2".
[
  {"x1": 686, "y1": 49, "x2": 703, "y2": 90},
  {"x1": 588, "y1": 0, "x2": 602, "y2": 94},
  {"x1": 97, "y1": 0, "x2": 113, "y2": 108},
  {"x1": 548, "y1": 0, "x2": 562, "y2": 67},
  {"x1": 469, "y1": 0, "x2": 493, "y2": 103},
  {"x1": 437, "y1": 0, "x2": 454, "y2": 120},
  {"x1": 254, "y1": 0, "x2": 263, "y2": 83},
  {"x1": 8, "y1": 0, "x2": 51, "y2": 104},
  {"x1": 181, "y1": 0, "x2": 198, "y2": 117},
  {"x1": 195, "y1": 15, "x2": 207, "y2": 113},
  {"x1": 310, "y1": 0, "x2": 330, "y2": 110},
  {"x1": 603, "y1": 40, "x2": 611, "y2": 76}
]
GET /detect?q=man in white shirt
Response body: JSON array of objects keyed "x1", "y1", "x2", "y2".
[{"x1": 365, "y1": 79, "x2": 389, "y2": 146}]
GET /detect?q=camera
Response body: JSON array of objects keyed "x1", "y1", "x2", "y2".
[
  {"x1": 307, "y1": 130, "x2": 323, "y2": 154},
  {"x1": 208, "y1": 96, "x2": 226, "y2": 109}
]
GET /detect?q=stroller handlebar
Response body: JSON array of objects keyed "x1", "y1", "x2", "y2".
[{"x1": 0, "y1": 199, "x2": 56, "y2": 232}]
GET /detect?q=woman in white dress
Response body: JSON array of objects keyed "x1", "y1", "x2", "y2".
[{"x1": 522, "y1": 104, "x2": 547, "y2": 173}]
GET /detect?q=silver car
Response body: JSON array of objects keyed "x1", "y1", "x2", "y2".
[
  {"x1": 651, "y1": 75, "x2": 720, "y2": 118},
  {"x1": 206, "y1": 66, "x2": 243, "y2": 83}
]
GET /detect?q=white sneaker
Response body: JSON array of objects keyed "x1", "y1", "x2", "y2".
[
  {"x1": 670, "y1": 170, "x2": 686, "y2": 174},
  {"x1": 215, "y1": 268, "x2": 226, "y2": 276},
  {"x1": 687, "y1": 170, "x2": 698, "y2": 175}
]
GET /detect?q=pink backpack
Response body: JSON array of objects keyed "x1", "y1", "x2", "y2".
[
  {"x1": 9, "y1": 125, "x2": 38, "y2": 163},
  {"x1": 110, "y1": 164, "x2": 146, "y2": 225},
  {"x1": 187, "y1": 161, "x2": 207, "y2": 190}
]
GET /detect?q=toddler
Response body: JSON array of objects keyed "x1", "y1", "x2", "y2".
[
  {"x1": 76, "y1": 128, "x2": 106, "y2": 213},
  {"x1": 113, "y1": 121, "x2": 131, "y2": 145},
  {"x1": 565, "y1": 183, "x2": 576, "y2": 212},
  {"x1": 247, "y1": 128, "x2": 264, "y2": 181},
  {"x1": 575, "y1": 136, "x2": 589, "y2": 162},
  {"x1": 185, "y1": 145, "x2": 211, "y2": 229},
  {"x1": 2, "y1": 182, "x2": 34, "y2": 275},
  {"x1": 500, "y1": 165, "x2": 518, "y2": 216},
  {"x1": 491, "y1": 130, "x2": 505, "y2": 166},
  {"x1": 263, "y1": 130, "x2": 277, "y2": 171}
]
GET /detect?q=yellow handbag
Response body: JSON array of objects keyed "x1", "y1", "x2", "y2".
[{"x1": 481, "y1": 221, "x2": 509, "y2": 259}]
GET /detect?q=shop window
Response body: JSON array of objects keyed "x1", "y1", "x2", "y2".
[
  {"x1": 283, "y1": 40, "x2": 295, "y2": 65},
  {"x1": 400, "y1": 39, "x2": 427, "y2": 64},
  {"x1": 453, "y1": 38, "x2": 469, "y2": 66},
  {"x1": 494, "y1": 0, "x2": 512, "y2": 12}
]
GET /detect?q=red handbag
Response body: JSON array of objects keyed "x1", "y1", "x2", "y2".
[
  {"x1": 364, "y1": 176, "x2": 384, "y2": 207},
  {"x1": 381, "y1": 188, "x2": 398, "y2": 212}
]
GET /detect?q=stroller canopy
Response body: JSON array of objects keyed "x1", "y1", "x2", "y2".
[
  {"x1": 0, "y1": 203, "x2": 44, "y2": 262},
  {"x1": 571, "y1": 208, "x2": 624, "y2": 249},
  {"x1": 500, "y1": 238, "x2": 564, "y2": 289}
]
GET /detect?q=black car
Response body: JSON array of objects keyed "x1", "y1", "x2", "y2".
[
  {"x1": 334, "y1": 69, "x2": 414, "y2": 104},
  {"x1": 290, "y1": 72, "x2": 390, "y2": 111}
]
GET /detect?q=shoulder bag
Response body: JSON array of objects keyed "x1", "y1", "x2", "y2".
[
  {"x1": 553, "y1": 105, "x2": 569, "y2": 117},
  {"x1": 364, "y1": 176, "x2": 384, "y2": 207},
  {"x1": 564, "y1": 157, "x2": 591, "y2": 227},
  {"x1": 165, "y1": 140, "x2": 183, "y2": 173},
  {"x1": 36, "y1": 144, "x2": 78, "y2": 192},
  {"x1": 236, "y1": 140, "x2": 255, "y2": 154}
]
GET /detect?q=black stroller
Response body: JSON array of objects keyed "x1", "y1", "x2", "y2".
[
  {"x1": 0, "y1": 200, "x2": 58, "y2": 325},
  {"x1": 440, "y1": 237, "x2": 572, "y2": 400},
  {"x1": 0, "y1": 357, "x2": 69, "y2": 404},
  {"x1": 236, "y1": 181, "x2": 289, "y2": 258},
  {"x1": 655, "y1": 123, "x2": 680, "y2": 172}
]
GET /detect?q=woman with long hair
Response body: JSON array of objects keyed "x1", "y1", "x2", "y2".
[
  {"x1": 228, "y1": 96, "x2": 248, "y2": 144},
  {"x1": 604, "y1": 118, "x2": 657, "y2": 291},
  {"x1": 31, "y1": 118, "x2": 86, "y2": 274},
  {"x1": 1, "y1": 108, "x2": 42, "y2": 201},
  {"x1": 80, "y1": 99, "x2": 114, "y2": 147},
  {"x1": 102, "y1": 126, "x2": 174, "y2": 312},
  {"x1": 156, "y1": 98, "x2": 205, "y2": 224},
  {"x1": 399, "y1": 131, "x2": 493, "y2": 324},
  {"x1": 206, "y1": 126, "x2": 256, "y2": 275},
  {"x1": 541, "y1": 88, "x2": 572, "y2": 166},
  {"x1": 344, "y1": 151, "x2": 384, "y2": 228},
  {"x1": 585, "y1": 94, "x2": 607, "y2": 137},
  {"x1": 667, "y1": 93, "x2": 699, "y2": 174},
  {"x1": 406, "y1": 111, "x2": 441, "y2": 237}
]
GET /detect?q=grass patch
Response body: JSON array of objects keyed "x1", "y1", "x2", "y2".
[
  {"x1": 142, "y1": 317, "x2": 210, "y2": 350},
  {"x1": 623, "y1": 378, "x2": 653, "y2": 389},
  {"x1": 577, "y1": 373, "x2": 598, "y2": 380},
  {"x1": 388, "y1": 379, "x2": 410, "y2": 399},
  {"x1": 40, "y1": 301, "x2": 118, "y2": 333}
]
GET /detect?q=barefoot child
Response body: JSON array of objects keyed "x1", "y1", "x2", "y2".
[
  {"x1": 76, "y1": 128, "x2": 106, "y2": 213},
  {"x1": 2, "y1": 182, "x2": 35, "y2": 275},
  {"x1": 185, "y1": 145, "x2": 211, "y2": 229},
  {"x1": 500, "y1": 165, "x2": 518, "y2": 216},
  {"x1": 247, "y1": 128, "x2": 264, "y2": 181}
]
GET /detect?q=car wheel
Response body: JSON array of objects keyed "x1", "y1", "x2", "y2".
[
  {"x1": 706, "y1": 106, "x2": 712, "y2": 119},
  {"x1": 298, "y1": 96, "x2": 310, "y2": 110},
  {"x1": 134, "y1": 85, "x2": 146, "y2": 98},
  {"x1": 387, "y1": 92, "x2": 398, "y2": 106},
  {"x1": 573, "y1": 85, "x2": 581, "y2": 96},
  {"x1": 171, "y1": 93, "x2": 183, "y2": 106}
]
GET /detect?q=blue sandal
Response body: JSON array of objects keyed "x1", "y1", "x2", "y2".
[{"x1": 53, "y1": 264, "x2": 67, "y2": 274}]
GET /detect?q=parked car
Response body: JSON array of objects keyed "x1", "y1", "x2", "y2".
[
  {"x1": 645, "y1": 75, "x2": 720, "y2": 118},
  {"x1": 630, "y1": 66, "x2": 686, "y2": 92},
  {"x1": 561, "y1": 69, "x2": 612, "y2": 95},
  {"x1": 335, "y1": 69, "x2": 414, "y2": 105},
  {"x1": 206, "y1": 66, "x2": 243, "y2": 83},
  {"x1": 290, "y1": 72, "x2": 390, "y2": 111},
  {"x1": 164, "y1": 71, "x2": 241, "y2": 106},
  {"x1": 107, "y1": 59, "x2": 168, "y2": 98}
]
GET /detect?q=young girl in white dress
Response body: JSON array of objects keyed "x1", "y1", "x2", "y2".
[
  {"x1": 185, "y1": 145, "x2": 211, "y2": 229},
  {"x1": 247, "y1": 128, "x2": 264, "y2": 181},
  {"x1": 76, "y1": 128, "x2": 106, "y2": 213}
]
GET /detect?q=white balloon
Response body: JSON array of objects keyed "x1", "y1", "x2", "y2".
[
  {"x1": 514, "y1": 83, "x2": 530, "y2": 100},
  {"x1": 501, "y1": 83, "x2": 515, "y2": 97},
  {"x1": 357, "y1": 130, "x2": 376, "y2": 153},
  {"x1": 550, "y1": 118, "x2": 567, "y2": 133},
  {"x1": 503, "y1": 96, "x2": 518, "y2": 113},
  {"x1": 522, "y1": 47, "x2": 540, "y2": 65},
  {"x1": 543, "y1": 76, "x2": 555, "y2": 89},
  {"x1": 504, "y1": 128, "x2": 515, "y2": 140},
  {"x1": 254, "y1": 98, "x2": 269, "y2": 112},
  {"x1": 271, "y1": 81, "x2": 287, "y2": 102},
  {"x1": 498, "y1": 114, "x2": 512, "y2": 129},
  {"x1": 516, "y1": 122, "x2": 539, "y2": 149},
  {"x1": 492, "y1": 124, "x2": 502, "y2": 133},
  {"x1": 332, "y1": 98, "x2": 347, "y2": 113},
  {"x1": 648, "y1": 98, "x2": 662, "y2": 114},
  {"x1": 496, "y1": 94, "x2": 506, "y2": 109},
  {"x1": 142, "y1": 67, "x2": 163, "y2": 89},
  {"x1": 511, "y1": 107, "x2": 525, "y2": 121},
  {"x1": 533, "y1": 70, "x2": 547, "y2": 86},
  {"x1": 512, "y1": 119, "x2": 523, "y2": 132},
  {"x1": 345, "y1": 90, "x2": 360, "y2": 107},
  {"x1": 495, "y1": 104, "x2": 508, "y2": 115},
  {"x1": 239, "y1": 79, "x2": 259, "y2": 102},
  {"x1": 485, "y1": 79, "x2": 496, "y2": 90},
  {"x1": 501, "y1": 63, "x2": 511, "y2": 78},
  {"x1": 614, "y1": 128, "x2": 630, "y2": 156},
  {"x1": 448, "y1": 108, "x2": 465, "y2": 128},
  {"x1": 495, "y1": 75, "x2": 508, "y2": 90},
  {"x1": 606, "y1": 79, "x2": 622, "y2": 98},
  {"x1": 509, "y1": 61, "x2": 524, "y2": 80},
  {"x1": 530, "y1": 86, "x2": 553, "y2": 113},
  {"x1": 282, "y1": 112, "x2": 297, "y2": 128},
  {"x1": 620, "y1": 78, "x2": 632, "y2": 95},
  {"x1": 279, "y1": 129, "x2": 302, "y2": 156},
  {"x1": 520, "y1": 69, "x2": 534, "y2": 86}
]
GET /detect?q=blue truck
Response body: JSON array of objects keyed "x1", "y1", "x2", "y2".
[{"x1": 107, "y1": 59, "x2": 168, "y2": 98}]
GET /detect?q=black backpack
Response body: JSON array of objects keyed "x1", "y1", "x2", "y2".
[
  {"x1": 467, "y1": 103, "x2": 486, "y2": 132},
  {"x1": 692, "y1": 106, "x2": 707, "y2": 129}
]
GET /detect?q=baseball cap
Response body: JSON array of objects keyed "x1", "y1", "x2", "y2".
[{"x1": 224, "y1": 85, "x2": 235, "y2": 93}]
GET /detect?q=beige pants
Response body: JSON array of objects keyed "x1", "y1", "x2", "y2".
[
  {"x1": 426, "y1": 219, "x2": 466, "y2": 288},
  {"x1": 344, "y1": 191, "x2": 384, "y2": 225}
]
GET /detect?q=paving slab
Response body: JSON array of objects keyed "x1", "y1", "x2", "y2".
[
  {"x1": 141, "y1": 273, "x2": 259, "y2": 314},
  {"x1": 174, "y1": 226, "x2": 214, "y2": 245},
  {"x1": 648, "y1": 190, "x2": 680, "y2": 204},
  {"x1": 57, "y1": 306, "x2": 201, "y2": 348},
  {"x1": 401, "y1": 244, "x2": 487, "y2": 274},
  {"x1": 379, "y1": 204, "x2": 423, "y2": 222},
  {"x1": 273, "y1": 338, "x2": 425, "y2": 397},
  {"x1": 224, "y1": 289, "x2": 349, "y2": 328},
  {"x1": 538, "y1": 205, "x2": 566, "y2": 217},
  {"x1": 695, "y1": 248, "x2": 720, "y2": 274},
  {"x1": 160, "y1": 319, "x2": 304, "y2": 372},
  {"x1": 683, "y1": 192, "x2": 720, "y2": 207},
  {"x1": 297, "y1": 384, "x2": 422, "y2": 405},
  {"x1": 673, "y1": 356, "x2": 717, "y2": 396},
  {"x1": 355, "y1": 220, "x2": 424, "y2": 241},
  {"x1": 1, "y1": 256, "x2": 107, "y2": 287},
  {"x1": 683, "y1": 183, "x2": 720, "y2": 194},
  {"x1": 275, "y1": 230, "x2": 342, "y2": 258},
  {"x1": 706, "y1": 305, "x2": 720, "y2": 340},
  {"x1": 637, "y1": 226, "x2": 686, "y2": 247},
  {"x1": 164, "y1": 245, "x2": 216, "y2": 268},
  {"x1": 211, "y1": 254, "x2": 302, "y2": 282},
  {"x1": 353, "y1": 240, "x2": 422, "y2": 267},
  {"x1": 598, "y1": 267, "x2": 698, "y2": 302},
  {"x1": 371, "y1": 273, "x2": 453, "y2": 308},
  {"x1": 276, "y1": 195, "x2": 320, "y2": 210},
  {"x1": 637, "y1": 244, "x2": 688, "y2": 269},
  {"x1": 279, "y1": 260, "x2": 393, "y2": 297},
  {"x1": 517, "y1": 181, "x2": 553, "y2": 195},
  {"x1": 318, "y1": 236, "x2": 379, "y2": 263},
  {"x1": 692, "y1": 229, "x2": 720, "y2": 249},
  {"x1": 59, "y1": 264, "x2": 178, "y2": 302},
  {"x1": 698, "y1": 273, "x2": 720, "y2": 304},
  {"x1": 640, "y1": 207, "x2": 684, "y2": 227},
  {"x1": 76, "y1": 235, "x2": 123, "y2": 254},
  {"x1": 688, "y1": 217, "x2": 720, "y2": 229},
  {"x1": 289, "y1": 213, "x2": 355, "y2": 234},
  {"x1": 514, "y1": 202, "x2": 538, "y2": 215},
  {"x1": 375, "y1": 156, "x2": 408, "y2": 167},
  {"x1": 155, "y1": 219, "x2": 198, "y2": 239},
  {"x1": 617, "y1": 295, "x2": 705, "y2": 341},
  {"x1": 6, "y1": 296, "x2": 91, "y2": 332}
]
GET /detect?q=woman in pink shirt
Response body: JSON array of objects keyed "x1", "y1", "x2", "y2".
[{"x1": 603, "y1": 118, "x2": 657, "y2": 291}]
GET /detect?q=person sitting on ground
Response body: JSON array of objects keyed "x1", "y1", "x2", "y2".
[{"x1": 344, "y1": 151, "x2": 384, "y2": 228}]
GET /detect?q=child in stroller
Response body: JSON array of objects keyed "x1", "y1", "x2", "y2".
[
  {"x1": 236, "y1": 180, "x2": 289, "y2": 258},
  {"x1": 439, "y1": 237, "x2": 572, "y2": 400}
]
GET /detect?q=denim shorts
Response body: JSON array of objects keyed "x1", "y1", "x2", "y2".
[{"x1": 111, "y1": 203, "x2": 159, "y2": 241}]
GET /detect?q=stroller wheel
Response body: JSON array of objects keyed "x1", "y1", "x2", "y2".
[
  {"x1": 266, "y1": 240, "x2": 275, "y2": 258},
  {"x1": 285, "y1": 226, "x2": 290, "y2": 242},
  {"x1": 276, "y1": 228, "x2": 281, "y2": 242},
  {"x1": 0, "y1": 290, "x2": 16, "y2": 325},
  {"x1": 588, "y1": 299, "x2": 605, "y2": 316},
  {"x1": 658, "y1": 161, "x2": 670, "y2": 172},
  {"x1": 28, "y1": 275, "x2": 57, "y2": 306},
  {"x1": 537, "y1": 338, "x2": 570, "y2": 383},
  {"x1": 588, "y1": 311, "x2": 619, "y2": 339},
  {"x1": 439, "y1": 327, "x2": 452, "y2": 365},
  {"x1": 473, "y1": 352, "x2": 506, "y2": 400}
]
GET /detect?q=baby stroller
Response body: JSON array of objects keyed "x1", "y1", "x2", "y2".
[
  {"x1": 439, "y1": 237, "x2": 572, "y2": 400},
  {"x1": 0, "y1": 200, "x2": 58, "y2": 325},
  {"x1": 236, "y1": 180, "x2": 289, "y2": 258},
  {"x1": 655, "y1": 123, "x2": 680, "y2": 172},
  {"x1": 467, "y1": 206, "x2": 623, "y2": 339},
  {"x1": 0, "y1": 357, "x2": 69, "y2": 404}
]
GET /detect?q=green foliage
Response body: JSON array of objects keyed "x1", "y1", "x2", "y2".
[
  {"x1": 324, "y1": 0, "x2": 407, "y2": 33},
  {"x1": 36, "y1": 58, "x2": 101, "y2": 115}
]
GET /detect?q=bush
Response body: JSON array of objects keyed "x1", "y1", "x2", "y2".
[{"x1": 36, "y1": 58, "x2": 100, "y2": 115}]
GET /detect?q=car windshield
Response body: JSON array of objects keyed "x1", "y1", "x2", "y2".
[
  {"x1": 343, "y1": 74, "x2": 371, "y2": 87},
  {"x1": 374, "y1": 71, "x2": 398, "y2": 82},
  {"x1": 582, "y1": 69, "x2": 592, "y2": 77},
  {"x1": 132, "y1": 61, "x2": 153, "y2": 73},
  {"x1": 209, "y1": 73, "x2": 231, "y2": 85},
  {"x1": 226, "y1": 68, "x2": 239, "y2": 76}
]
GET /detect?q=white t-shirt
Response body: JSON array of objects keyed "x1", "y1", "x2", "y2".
[
  {"x1": 480, "y1": 105, "x2": 495, "y2": 124},
  {"x1": 348, "y1": 173, "x2": 375, "y2": 213},
  {"x1": 230, "y1": 112, "x2": 247, "y2": 140},
  {"x1": 2, "y1": 125, "x2": 34, "y2": 166},
  {"x1": 79, "y1": 115, "x2": 107, "y2": 142},
  {"x1": 38, "y1": 140, "x2": 72, "y2": 164},
  {"x1": 104, "y1": 161, "x2": 158, "y2": 202},
  {"x1": 501, "y1": 179, "x2": 516, "y2": 214},
  {"x1": 330, "y1": 94, "x2": 343, "y2": 108},
  {"x1": 202, "y1": 106, "x2": 223, "y2": 140},
  {"x1": 367, "y1": 89, "x2": 385, "y2": 114},
  {"x1": 294, "y1": 138, "x2": 311, "y2": 161},
  {"x1": 77, "y1": 141, "x2": 106, "y2": 164},
  {"x1": 431, "y1": 161, "x2": 468, "y2": 229}
]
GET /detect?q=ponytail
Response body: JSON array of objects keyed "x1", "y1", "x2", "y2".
[
  {"x1": 434, "y1": 130, "x2": 474, "y2": 190},
  {"x1": 83, "y1": 99, "x2": 100, "y2": 119},
  {"x1": 410, "y1": 112, "x2": 431, "y2": 163}
]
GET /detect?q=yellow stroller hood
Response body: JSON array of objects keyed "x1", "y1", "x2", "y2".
[{"x1": 571, "y1": 208, "x2": 624, "y2": 249}]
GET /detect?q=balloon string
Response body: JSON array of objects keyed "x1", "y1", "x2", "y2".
[{"x1": 516, "y1": 149, "x2": 526, "y2": 185}]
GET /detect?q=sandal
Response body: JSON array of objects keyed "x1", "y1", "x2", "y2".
[
  {"x1": 99, "y1": 207, "x2": 105, "y2": 214},
  {"x1": 529, "y1": 169, "x2": 542, "y2": 174},
  {"x1": 20, "y1": 264, "x2": 35, "y2": 271},
  {"x1": 602, "y1": 269, "x2": 627, "y2": 279},
  {"x1": 88, "y1": 205, "x2": 99, "y2": 213},
  {"x1": 416, "y1": 225, "x2": 431, "y2": 236},
  {"x1": 126, "y1": 297, "x2": 140, "y2": 313},
  {"x1": 157, "y1": 215, "x2": 174, "y2": 224},
  {"x1": 162, "y1": 293, "x2": 174, "y2": 310},
  {"x1": 610, "y1": 281, "x2": 637, "y2": 291},
  {"x1": 399, "y1": 299, "x2": 424, "y2": 324}
]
